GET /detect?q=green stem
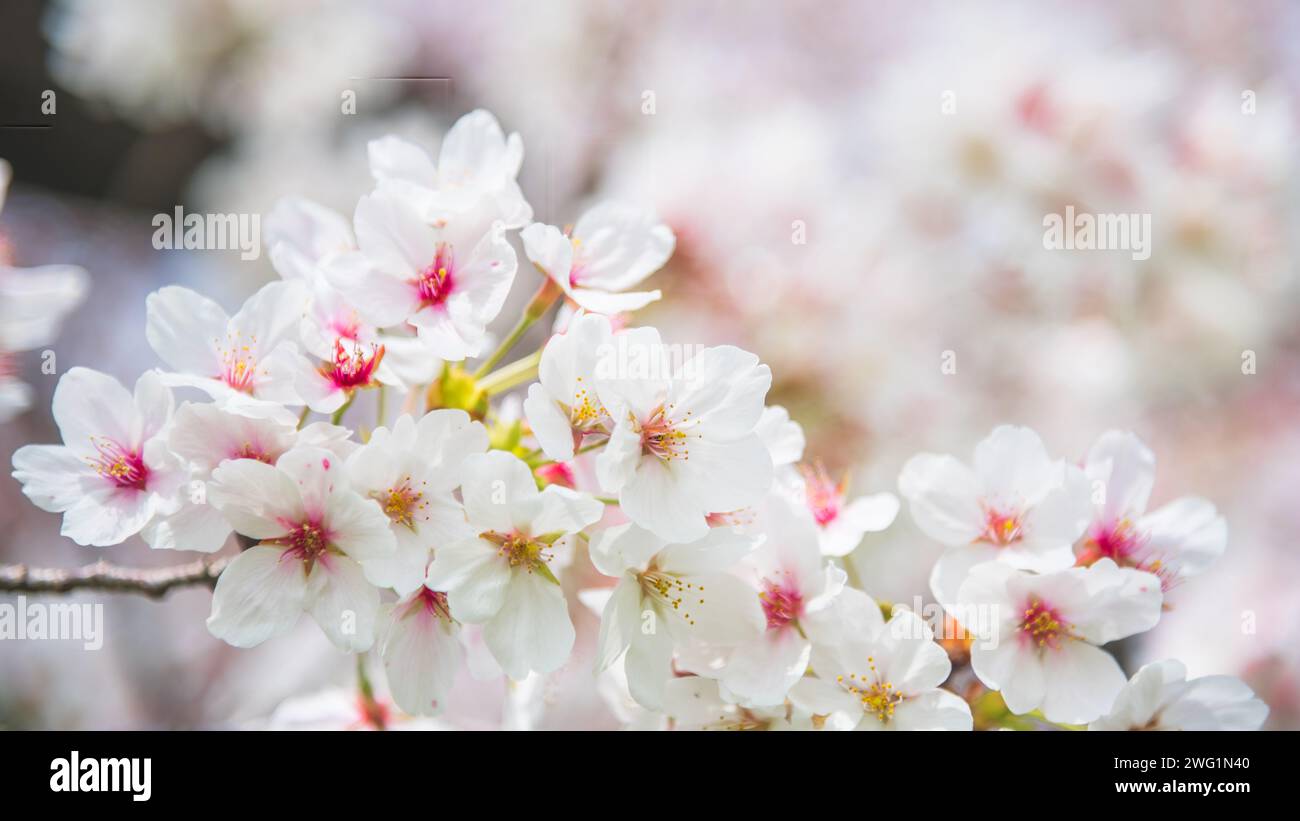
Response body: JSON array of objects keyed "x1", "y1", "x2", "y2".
[
  {"x1": 473, "y1": 313, "x2": 536, "y2": 379},
  {"x1": 331, "y1": 394, "x2": 355, "y2": 426},
  {"x1": 472, "y1": 276, "x2": 562, "y2": 379},
  {"x1": 375, "y1": 385, "x2": 388, "y2": 429},
  {"x1": 297, "y1": 406, "x2": 311, "y2": 430},
  {"x1": 531, "y1": 438, "x2": 607, "y2": 469},
  {"x1": 479, "y1": 350, "x2": 542, "y2": 396}
]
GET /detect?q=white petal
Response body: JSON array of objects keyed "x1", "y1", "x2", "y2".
[
  {"x1": 306, "y1": 554, "x2": 381, "y2": 652},
  {"x1": 1038, "y1": 641, "x2": 1126, "y2": 724},
  {"x1": 523, "y1": 383, "x2": 577, "y2": 461},
  {"x1": 207, "y1": 547, "x2": 309, "y2": 647},
  {"x1": 484, "y1": 571, "x2": 575, "y2": 679},
  {"x1": 11, "y1": 444, "x2": 92, "y2": 513},
  {"x1": 530, "y1": 485, "x2": 603, "y2": 535},
  {"x1": 145, "y1": 287, "x2": 226, "y2": 376},
  {"x1": 381, "y1": 597, "x2": 462, "y2": 717},
  {"x1": 898, "y1": 453, "x2": 985, "y2": 545},
  {"x1": 1085, "y1": 430, "x2": 1156, "y2": 520},
  {"x1": 1138, "y1": 497, "x2": 1226, "y2": 580},
  {"x1": 890, "y1": 688, "x2": 973, "y2": 731},
  {"x1": 426, "y1": 537, "x2": 511, "y2": 623},
  {"x1": 141, "y1": 499, "x2": 232, "y2": 553}
]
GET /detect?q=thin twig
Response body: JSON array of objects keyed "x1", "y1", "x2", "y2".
[{"x1": 0, "y1": 557, "x2": 230, "y2": 599}]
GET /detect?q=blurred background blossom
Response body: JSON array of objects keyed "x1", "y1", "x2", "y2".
[{"x1": 1, "y1": 0, "x2": 1297, "y2": 728}]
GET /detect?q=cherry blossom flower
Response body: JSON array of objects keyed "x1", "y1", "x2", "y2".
[
  {"x1": 523, "y1": 311, "x2": 616, "y2": 462},
  {"x1": 367, "y1": 109, "x2": 532, "y2": 227},
  {"x1": 265, "y1": 195, "x2": 359, "y2": 284},
  {"x1": 661, "y1": 675, "x2": 795, "y2": 731},
  {"x1": 145, "y1": 402, "x2": 353, "y2": 553},
  {"x1": 379, "y1": 587, "x2": 463, "y2": 717},
  {"x1": 0, "y1": 263, "x2": 88, "y2": 423},
  {"x1": 789, "y1": 605, "x2": 973, "y2": 731},
  {"x1": 594, "y1": 327, "x2": 775, "y2": 543},
  {"x1": 345, "y1": 410, "x2": 487, "y2": 596},
  {"x1": 206, "y1": 446, "x2": 396, "y2": 651},
  {"x1": 899, "y1": 425, "x2": 1093, "y2": 608},
  {"x1": 266, "y1": 196, "x2": 442, "y2": 409},
  {"x1": 755, "y1": 405, "x2": 806, "y2": 470},
  {"x1": 712, "y1": 494, "x2": 847, "y2": 706},
  {"x1": 1089, "y1": 659, "x2": 1268, "y2": 731},
  {"x1": 1076, "y1": 430, "x2": 1226, "y2": 592},
  {"x1": 12, "y1": 367, "x2": 184, "y2": 546},
  {"x1": 0, "y1": 159, "x2": 89, "y2": 423},
  {"x1": 589, "y1": 521, "x2": 764, "y2": 710},
  {"x1": 145, "y1": 282, "x2": 307, "y2": 424},
  {"x1": 520, "y1": 202, "x2": 673, "y2": 314},
  {"x1": 345, "y1": 190, "x2": 516, "y2": 361},
  {"x1": 956, "y1": 559, "x2": 1163, "y2": 724},
  {"x1": 793, "y1": 463, "x2": 899, "y2": 557},
  {"x1": 424, "y1": 451, "x2": 603, "y2": 679}
]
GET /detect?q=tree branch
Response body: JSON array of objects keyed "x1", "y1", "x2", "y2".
[{"x1": 0, "y1": 557, "x2": 230, "y2": 599}]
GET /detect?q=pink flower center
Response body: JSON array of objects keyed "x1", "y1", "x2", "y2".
[
  {"x1": 1019, "y1": 598, "x2": 1075, "y2": 651},
  {"x1": 1077, "y1": 518, "x2": 1174, "y2": 591},
  {"x1": 568, "y1": 236, "x2": 586, "y2": 288},
  {"x1": 981, "y1": 507, "x2": 1024, "y2": 546},
  {"x1": 800, "y1": 464, "x2": 844, "y2": 526},
  {"x1": 759, "y1": 578, "x2": 804, "y2": 630},
  {"x1": 639, "y1": 404, "x2": 691, "y2": 462},
  {"x1": 416, "y1": 587, "x2": 453, "y2": 621},
  {"x1": 415, "y1": 244, "x2": 456, "y2": 307},
  {"x1": 1080, "y1": 518, "x2": 1145, "y2": 562},
  {"x1": 275, "y1": 519, "x2": 332, "y2": 566},
  {"x1": 321, "y1": 339, "x2": 385, "y2": 391},
  {"x1": 231, "y1": 441, "x2": 275, "y2": 464},
  {"x1": 88, "y1": 437, "x2": 149, "y2": 490},
  {"x1": 535, "y1": 461, "x2": 576, "y2": 489}
]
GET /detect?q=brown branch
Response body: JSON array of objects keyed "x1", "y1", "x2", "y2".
[{"x1": 0, "y1": 557, "x2": 230, "y2": 599}]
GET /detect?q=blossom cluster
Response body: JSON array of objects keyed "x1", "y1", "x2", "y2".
[{"x1": 7, "y1": 111, "x2": 1267, "y2": 731}]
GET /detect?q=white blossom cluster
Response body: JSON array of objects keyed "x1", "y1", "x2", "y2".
[{"x1": 8, "y1": 111, "x2": 1267, "y2": 731}]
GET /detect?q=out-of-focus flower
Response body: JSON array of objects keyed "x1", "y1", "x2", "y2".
[
  {"x1": 368, "y1": 110, "x2": 531, "y2": 228},
  {"x1": 957, "y1": 559, "x2": 1163, "y2": 724},
  {"x1": 521, "y1": 202, "x2": 672, "y2": 314},
  {"x1": 1089, "y1": 659, "x2": 1267, "y2": 731},
  {"x1": 900, "y1": 425, "x2": 1092, "y2": 608},
  {"x1": 790, "y1": 463, "x2": 898, "y2": 557},
  {"x1": 0, "y1": 160, "x2": 89, "y2": 422},
  {"x1": 1077, "y1": 430, "x2": 1226, "y2": 592}
]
